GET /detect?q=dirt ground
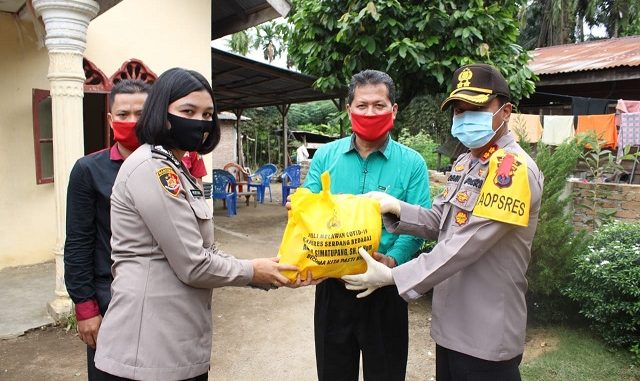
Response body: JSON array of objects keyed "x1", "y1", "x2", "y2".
[{"x1": 0, "y1": 186, "x2": 553, "y2": 381}]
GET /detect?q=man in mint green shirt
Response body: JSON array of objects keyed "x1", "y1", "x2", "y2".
[{"x1": 303, "y1": 69, "x2": 430, "y2": 381}]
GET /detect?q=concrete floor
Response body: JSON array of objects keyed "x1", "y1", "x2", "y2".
[{"x1": 0, "y1": 262, "x2": 55, "y2": 339}]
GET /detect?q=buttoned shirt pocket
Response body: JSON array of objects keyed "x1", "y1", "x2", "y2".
[{"x1": 185, "y1": 190, "x2": 214, "y2": 248}]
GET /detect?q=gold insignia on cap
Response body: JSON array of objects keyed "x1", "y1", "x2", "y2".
[{"x1": 457, "y1": 68, "x2": 473, "y2": 89}]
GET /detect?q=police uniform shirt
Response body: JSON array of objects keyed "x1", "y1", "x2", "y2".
[
  {"x1": 95, "y1": 144, "x2": 253, "y2": 380},
  {"x1": 383, "y1": 132, "x2": 544, "y2": 362}
]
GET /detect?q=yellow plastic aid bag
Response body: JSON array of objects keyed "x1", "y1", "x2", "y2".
[{"x1": 278, "y1": 172, "x2": 382, "y2": 282}]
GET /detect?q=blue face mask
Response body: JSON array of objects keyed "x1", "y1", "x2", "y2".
[{"x1": 451, "y1": 104, "x2": 506, "y2": 149}]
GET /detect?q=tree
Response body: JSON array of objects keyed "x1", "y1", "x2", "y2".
[
  {"x1": 227, "y1": 30, "x2": 252, "y2": 56},
  {"x1": 253, "y1": 21, "x2": 290, "y2": 64},
  {"x1": 519, "y1": 0, "x2": 640, "y2": 48},
  {"x1": 590, "y1": 0, "x2": 640, "y2": 37},
  {"x1": 288, "y1": 0, "x2": 536, "y2": 107}
]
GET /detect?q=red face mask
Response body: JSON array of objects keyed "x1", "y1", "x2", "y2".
[
  {"x1": 350, "y1": 111, "x2": 394, "y2": 141},
  {"x1": 111, "y1": 121, "x2": 140, "y2": 151}
]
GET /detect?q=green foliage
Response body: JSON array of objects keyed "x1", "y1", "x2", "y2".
[
  {"x1": 65, "y1": 312, "x2": 77, "y2": 332},
  {"x1": 288, "y1": 101, "x2": 339, "y2": 128},
  {"x1": 520, "y1": 326, "x2": 640, "y2": 380},
  {"x1": 527, "y1": 139, "x2": 588, "y2": 323},
  {"x1": 242, "y1": 106, "x2": 284, "y2": 167},
  {"x1": 564, "y1": 221, "x2": 640, "y2": 361},
  {"x1": 519, "y1": 0, "x2": 640, "y2": 48},
  {"x1": 397, "y1": 129, "x2": 440, "y2": 171},
  {"x1": 228, "y1": 31, "x2": 251, "y2": 55},
  {"x1": 296, "y1": 123, "x2": 341, "y2": 136},
  {"x1": 288, "y1": 0, "x2": 536, "y2": 107},
  {"x1": 575, "y1": 131, "x2": 633, "y2": 229},
  {"x1": 395, "y1": 93, "x2": 451, "y2": 144},
  {"x1": 253, "y1": 21, "x2": 290, "y2": 63}
]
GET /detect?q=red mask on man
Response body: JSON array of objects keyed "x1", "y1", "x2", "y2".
[
  {"x1": 111, "y1": 121, "x2": 140, "y2": 151},
  {"x1": 350, "y1": 111, "x2": 394, "y2": 141}
]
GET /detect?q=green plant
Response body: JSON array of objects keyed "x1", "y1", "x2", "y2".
[
  {"x1": 575, "y1": 132, "x2": 628, "y2": 229},
  {"x1": 65, "y1": 312, "x2": 77, "y2": 332},
  {"x1": 395, "y1": 94, "x2": 451, "y2": 144},
  {"x1": 288, "y1": 0, "x2": 536, "y2": 107},
  {"x1": 564, "y1": 221, "x2": 640, "y2": 361},
  {"x1": 520, "y1": 326, "x2": 640, "y2": 380},
  {"x1": 397, "y1": 129, "x2": 440, "y2": 171},
  {"x1": 527, "y1": 139, "x2": 587, "y2": 323}
]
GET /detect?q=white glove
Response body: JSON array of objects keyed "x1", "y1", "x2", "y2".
[
  {"x1": 361, "y1": 191, "x2": 401, "y2": 217},
  {"x1": 342, "y1": 247, "x2": 394, "y2": 298}
]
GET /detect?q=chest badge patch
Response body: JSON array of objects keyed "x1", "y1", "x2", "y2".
[
  {"x1": 157, "y1": 166, "x2": 181, "y2": 197},
  {"x1": 441, "y1": 187, "x2": 449, "y2": 198},
  {"x1": 454, "y1": 163, "x2": 465, "y2": 172},
  {"x1": 494, "y1": 153, "x2": 522, "y2": 188},
  {"x1": 455, "y1": 191, "x2": 470, "y2": 205},
  {"x1": 455, "y1": 211, "x2": 469, "y2": 226}
]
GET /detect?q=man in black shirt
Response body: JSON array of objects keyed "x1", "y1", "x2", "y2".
[{"x1": 64, "y1": 79, "x2": 150, "y2": 380}]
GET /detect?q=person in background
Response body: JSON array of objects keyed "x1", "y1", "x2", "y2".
[
  {"x1": 182, "y1": 151, "x2": 207, "y2": 186},
  {"x1": 301, "y1": 69, "x2": 431, "y2": 381},
  {"x1": 296, "y1": 142, "x2": 309, "y2": 163},
  {"x1": 94, "y1": 68, "x2": 297, "y2": 381},
  {"x1": 64, "y1": 79, "x2": 150, "y2": 380},
  {"x1": 343, "y1": 63, "x2": 544, "y2": 381}
]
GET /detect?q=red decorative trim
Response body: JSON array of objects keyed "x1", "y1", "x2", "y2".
[
  {"x1": 109, "y1": 58, "x2": 157, "y2": 85},
  {"x1": 83, "y1": 58, "x2": 111, "y2": 93}
]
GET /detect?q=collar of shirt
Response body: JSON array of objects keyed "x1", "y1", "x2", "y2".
[
  {"x1": 476, "y1": 132, "x2": 517, "y2": 164},
  {"x1": 109, "y1": 143, "x2": 125, "y2": 161},
  {"x1": 345, "y1": 134, "x2": 391, "y2": 159}
]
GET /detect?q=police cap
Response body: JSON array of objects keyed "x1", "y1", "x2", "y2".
[{"x1": 440, "y1": 64, "x2": 511, "y2": 111}]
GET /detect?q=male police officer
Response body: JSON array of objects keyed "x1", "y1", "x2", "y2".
[{"x1": 343, "y1": 63, "x2": 544, "y2": 381}]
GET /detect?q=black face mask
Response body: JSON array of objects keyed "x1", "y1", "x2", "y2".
[{"x1": 165, "y1": 113, "x2": 214, "y2": 152}]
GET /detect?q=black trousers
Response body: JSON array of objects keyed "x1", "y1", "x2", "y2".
[
  {"x1": 314, "y1": 279, "x2": 408, "y2": 381},
  {"x1": 88, "y1": 347, "x2": 207, "y2": 381},
  {"x1": 436, "y1": 344, "x2": 522, "y2": 381}
]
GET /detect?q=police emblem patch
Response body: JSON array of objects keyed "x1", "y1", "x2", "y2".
[
  {"x1": 441, "y1": 187, "x2": 449, "y2": 198},
  {"x1": 455, "y1": 191, "x2": 470, "y2": 205},
  {"x1": 493, "y1": 153, "x2": 522, "y2": 189},
  {"x1": 157, "y1": 166, "x2": 181, "y2": 197},
  {"x1": 454, "y1": 163, "x2": 465, "y2": 172},
  {"x1": 455, "y1": 211, "x2": 468, "y2": 226}
]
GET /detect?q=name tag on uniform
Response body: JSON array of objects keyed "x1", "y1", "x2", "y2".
[{"x1": 190, "y1": 189, "x2": 204, "y2": 198}]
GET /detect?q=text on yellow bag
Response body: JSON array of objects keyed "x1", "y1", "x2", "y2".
[{"x1": 277, "y1": 172, "x2": 382, "y2": 282}]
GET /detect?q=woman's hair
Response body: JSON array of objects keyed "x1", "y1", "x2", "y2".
[{"x1": 136, "y1": 68, "x2": 220, "y2": 155}]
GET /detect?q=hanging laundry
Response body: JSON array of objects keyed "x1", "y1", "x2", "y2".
[
  {"x1": 618, "y1": 112, "x2": 640, "y2": 158},
  {"x1": 616, "y1": 99, "x2": 640, "y2": 114},
  {"x1": 615, "y1": 99, "x2": 640, "y2": 126},
  {"x1": 572, "y1": 97, "x2": 611, "y2": 116},
  {"x1": 576, "y1": 114, "x2": 617, "y2": 149},
  {"x1": 510, "y1": 113, "x2": 543, "y2": 143},
  {"x1": 541, "y1": 115, "x2": 574, "y2": 146}
]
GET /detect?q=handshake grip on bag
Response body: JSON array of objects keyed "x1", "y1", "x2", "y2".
[{"x1": 277, "y1": 172, "x2": 383, "y2": 282}]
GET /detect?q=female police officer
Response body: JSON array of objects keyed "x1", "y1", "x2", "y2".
[{"x1": 94, "y1": 68, "x2": 296, "y2": 381}]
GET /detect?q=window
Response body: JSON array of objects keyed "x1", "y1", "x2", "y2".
[
  {"x1": 32, "y1": 89, "x2": 53, "y2": 184},
  {"x1": 32, "y1": 58, "x2": 156, "y2": 184}
]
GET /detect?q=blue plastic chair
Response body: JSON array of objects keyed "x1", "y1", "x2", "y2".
[
  {"x1": 281, "y1": 164, "x2": 301, "y2": 206},
  {"x1": 211, "y1": 169, "x2": 237, "y2": 217},
  {"x1": 247, "y1": 163, "x2": 277, "y2": 203}
]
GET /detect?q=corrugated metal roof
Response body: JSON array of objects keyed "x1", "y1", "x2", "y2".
[{"x1": 529, "y1": 35, "x2": 640, "y2": 75}]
